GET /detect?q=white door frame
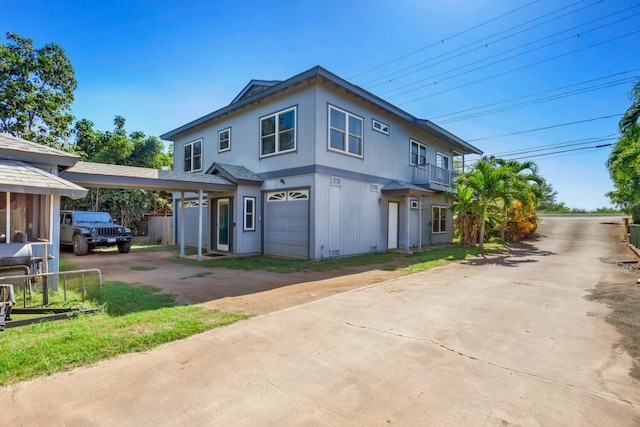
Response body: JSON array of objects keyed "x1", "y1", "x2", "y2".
[
  {"x1": 388, "y1": 201, "x2": 398, "y2": 250},
  {"x1": 217, "y1": 198, "x2": 230, "y2": 252}
]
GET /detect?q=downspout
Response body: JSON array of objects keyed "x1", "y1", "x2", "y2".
[
  {"x1": 405, "y1": 196, "x2": 410, "y2": 254},
  {"x1": 179, "y1": 191, "x2": 185, "y2": 257},
  {"x1": 418, "y1": 195, "x2": 422, "y2": 252}
]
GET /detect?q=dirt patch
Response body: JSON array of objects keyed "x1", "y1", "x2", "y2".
[{"x1": 61, "y1": 247, "x2": 403, "y2": 315}]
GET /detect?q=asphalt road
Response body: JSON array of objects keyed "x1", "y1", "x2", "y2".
[{"x1": 1, "y1": 215, "x2": 639, "y2": 426}]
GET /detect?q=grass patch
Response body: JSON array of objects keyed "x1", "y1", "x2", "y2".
[
  {"x1": 129, "y1": 265, "x2": 157, "y2": 271},
  {"x1": 0, "y1": 281, "x2": 249, "y2": 386},
  {"x1": 586, "y1": 281, "x2": 640, "y2": 380},
  {"x1": 59, "y1": 257, "x2": 79, "y2": 272},
  {"x1": 166, "y1": 243, "x2": 500, "y2": 274}
]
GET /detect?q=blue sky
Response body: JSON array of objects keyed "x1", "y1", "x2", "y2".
[{"x1": 3, "y1": 0, "x2": 639, "y2": 209}]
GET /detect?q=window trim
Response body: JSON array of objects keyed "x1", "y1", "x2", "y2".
[
  {"x1": 410, "y1": 139, "x2": 427, "y2": 166},
  {"x1": 183, "y1": 139, "x2": 202, "y2": 173},
  {"x1": 372, "y1": 119, "x2": 390, "y2": 135},
  {"x1": 218, "y1": 127, "x2": 231, "y2": 153},
  {"x1": 432, "y1": 205, "x2": 447, "y2": 234},
  {"x1": 328, "y1": 105, "x2": 364, "y2": 158},
  {"x1": 243, "y1": 197, "x2": 255, "y2": 231},
  {"x1": 259, "y1": 106, "x2": 297, "y2": 158}
]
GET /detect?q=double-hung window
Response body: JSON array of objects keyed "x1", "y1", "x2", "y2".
[
  {"x1": 410, "y1": 139, "x2": 427, "y2": 166},
  {"x1": 244, "y1": 197, "x2": 255, "y2": 231},
  {"x1": 436, "y1": 152, "x2": 449, "y2": 169},
  {"x1": 183, "y1": 139, "x2": 202, "y2": 172},
  {"x1": 329, "y1": 106, "x2": 363, "y2": 157},
  {"x1": 219, "y1": 128, "x2": 231, "y2": 152},
  {"x1": 432, "y1": 206, "x2": 447, "y2": 234},
  {"x1": 260, "y1": 107, "x2": 296, "y2": 157}
]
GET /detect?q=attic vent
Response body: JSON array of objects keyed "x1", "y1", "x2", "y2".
[
  {"x1": 371, "y1": 183, "x2": 380, "y2": 192},
  {"x1": 331, "y1": 177, "x2": 342, "y2": 186}
]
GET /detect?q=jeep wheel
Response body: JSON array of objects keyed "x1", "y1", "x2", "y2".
[
  {"x1": 118, "y1": 241, "x2": 131, "y2": 253},
  {"x1": 73, "y1": 234, "x2": 88, "y2": 256}
]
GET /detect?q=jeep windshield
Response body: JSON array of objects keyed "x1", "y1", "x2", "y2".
[{"x1": 74, "y1": 213, "x2": 113, "y2": 223}]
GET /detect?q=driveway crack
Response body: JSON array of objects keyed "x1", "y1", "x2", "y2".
[{"x1": 344, "y1": 321, "x2": 637, "y2": 407}]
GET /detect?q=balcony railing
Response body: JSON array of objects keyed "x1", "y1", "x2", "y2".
[{"x1": 412, "y1": 164, "x2": 454, "y2": 188}]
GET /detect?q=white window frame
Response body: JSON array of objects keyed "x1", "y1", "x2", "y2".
[
  {"x1": 243, "y1": 197, "x2": 255, "y2": 231},
  {"x1": 328, "y1": 105, "x2": 363, "y2": 158},
  {"x1": 436, "y1": 151, "x2": 450, "y2": 170},
  {"x1": 410, "y1": 139, "x2": 427, "y2": 166},
  {"x1": 183, "y1": 139, "x2": 202, "y2": 172},
  {"x1": 432, "y1": 205, "x2": 447, "y2": 234},
  {"x1": 266, "y1": 189, "x2": 309, "y2": 202},
  {"x1": 260, "y1": 106, "x2": 297, "y2": 158},
  {"x1": 219, "y1": 128, "x2": 231, "y2": 152},
  {"x1": 372, "y1": 119, "x2": 390, "y2": 135}
]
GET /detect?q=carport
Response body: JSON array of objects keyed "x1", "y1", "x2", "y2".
[{"x1": 60, "y1": 161, "x2": 236, "y2": 260}]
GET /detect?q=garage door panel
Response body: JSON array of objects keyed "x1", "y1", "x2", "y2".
[{"x1": 265, "y1": 191, "x2": 309, "y2": 259}]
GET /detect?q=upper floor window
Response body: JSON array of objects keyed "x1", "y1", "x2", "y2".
[
  {"x1": 436, "y1": 152, "x2": 449, "y2": 169},
  {"x1": 260, "y1": 107, "x2": 296, "y2": 157},
  {"x1": 329, "y1": 105, "x2": 363, "y2": 157},
  {"x1": 184, "y1": 139, "x2": 202, "y2": 172},
  {"x1": 372, "y1": 119, "x2": 390, "y2": 135},
  {"x1": 432, "y1": 205, "x2": 447, "y2": 234},
  {"x1": 219, "y1": 128, "x2": 231, "y2": 152},
  {"x1": 410, "y1": 139, "x2": 427, "y2": 166}
]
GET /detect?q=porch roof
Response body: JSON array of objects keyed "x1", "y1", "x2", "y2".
[
  {"x1": 0, "y1": 160, "x2": 88, "y2": 199},
  {"x1": 381, "y1": 180, "x2": 434, "y2": 196},
  {"x1": 60, "y1": 161, "x2": 236, "y2": 192},
  {"x1": 206, "y1": 163, "x2": 263, "y2": 186}
]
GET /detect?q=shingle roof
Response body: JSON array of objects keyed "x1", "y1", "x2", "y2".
[
  {"x1": 206, "y1": 163, "x2": 263, "y2": 185},
  {"x1": 0, "y1": 133, "x2": 80, "y2": 167},
  {"x1": 0, "y1": 160, "x2": 88, "y2": 199},
  {"x1": 60, "y1": 161, "x2": 236, "y2": 191}
]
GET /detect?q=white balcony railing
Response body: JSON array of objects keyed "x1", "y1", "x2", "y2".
[{"x1": 412, "y1": 164, "x2": 453, "y2": 187}]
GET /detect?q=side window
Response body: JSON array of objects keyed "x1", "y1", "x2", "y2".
[
  {"x1": 244, "y1": 197, "x2": 255, "y2": 231},
  {"x1": 432, "y1": 206, "x2": 447, "y2": 234},
  {"x1": 436, "y1": 152, "x2": 449, "y2": 170},
  {"x1": 328, "y1": 105, "x2": 363, "y2": 157},
  {"x1": 219, "y1": 128, "x2": 231, "y2": 152},
  {"x1": 410, "y1": 139, "x2": 427, "y2": 165},
  {"x1": 184, "y1": 139, "x2": 202, "y2": 172}
]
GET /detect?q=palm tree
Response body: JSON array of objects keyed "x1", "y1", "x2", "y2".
[
  {"x1": 619, "y1": 79, "x2": 640, "y2": 135},
  {"x1": 493, "y1": 159, "x2": 543, "y2": 243}
]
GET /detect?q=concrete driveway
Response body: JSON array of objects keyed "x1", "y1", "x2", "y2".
[{"x1": 1, "y1": 215, "x2": 639, "y2": 426}]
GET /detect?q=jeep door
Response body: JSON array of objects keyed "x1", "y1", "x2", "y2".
[{"x1": 60, "y1": 213, "x2": 74, "y2": 244}]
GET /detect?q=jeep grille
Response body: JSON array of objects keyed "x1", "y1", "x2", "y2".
[{"x1": 96, "y1": 227, "x2": 120, "y2": 237}]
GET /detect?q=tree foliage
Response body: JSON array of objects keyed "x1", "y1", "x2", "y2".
[
  {"x1": 67, "y1": 116, "x2": 172, "y2": 229},
  {"x1": 607, "y1": 79, "x2": 640, "y2": 220},
  {"x1": 447, "y1": 157, "x2": 542, "y2": 249},
  {"x1": 0, "y1": 32, "x2": 77, "y2": 147}
]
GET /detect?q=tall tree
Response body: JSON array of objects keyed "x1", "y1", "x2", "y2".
[
  {"x1": 607, "y1": 79, "x2": 640, "y2": 218},
  {"x1": 0, "y1": 32, "x2": 77, "y2": 147}
]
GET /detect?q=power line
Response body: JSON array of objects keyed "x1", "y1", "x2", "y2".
[
  {"x1": 503, "y1": 143, "x2": 612, "y2": 160},
  {"x1": 366, "y1": 0, "x2": 613, "y2": 91},
  {"x1": 466, "y1": 114, "x2": 622, "y2": 142},
  {"x1": 429, "y1": 69, "x2": 640, "y2": 121},
  {"x1": 490, "y1": 135, "x2": 617, "y2": 157},
  {"x1": 398, "y1": 29, "x2": 640, "y2": 105},
  {"x1": 348, "y1": 0, "x2": 541, "y2": 80},
  {"x1": 381, "y1": 9, "x2": 639, "y2": 99}
]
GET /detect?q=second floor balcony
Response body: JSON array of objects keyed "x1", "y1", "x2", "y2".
[{"x1": 412, "y1": 164, "x2": 457, "y2": 192}]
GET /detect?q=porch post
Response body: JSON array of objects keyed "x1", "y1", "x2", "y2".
[
  {"x1": 179, "y1": 191, "x2": 185, "y2": 257},
  {"x1": 405, "y1": 196, "x2": 410, "y2": 254},
  {"x1": 197, "y1": 189, "x2": 204, "y2": 261},
  {"x1": 4, "y1": 192, "x2": 9, "y2": 243},
  {"x1": 418, "y1": 195, "x2": 423, "y2": 252}
]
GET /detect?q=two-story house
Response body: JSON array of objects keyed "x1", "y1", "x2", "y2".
[{"x1": 161, "y1": 66, "x2": 482, "y2": 260}]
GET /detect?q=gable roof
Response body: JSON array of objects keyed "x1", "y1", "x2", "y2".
[
  {"x1": 160, "y1": 66, "x2": 482, "y2": 156},
  {"x1": 230, "y1": 79, "x2": 282, "y2": 104},
  {"x1": 0, "y1": 133, "x2": 80, "y2": 168},
  {"x1": 205, "y1": 163, "x2": 263, "y2": 186}
]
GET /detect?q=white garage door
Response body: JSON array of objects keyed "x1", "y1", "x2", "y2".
[{"x1": 265, "y1": 189, "x2": 309, "y2": 259}]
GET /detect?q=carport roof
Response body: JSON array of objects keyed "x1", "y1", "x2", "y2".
[
  {"x1": 60, "y1": 161, "x2": 236, "y2": 192},
  {"x1": 0, "y1": 160, "x2": 88, "y2": 199}
]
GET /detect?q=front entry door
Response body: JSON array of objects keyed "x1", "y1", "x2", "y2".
[
  {"x1": 217, "y1": 198, "x2": 230, "y2": 251},
  {"x1": 388, "y1": 202, "x2": 398, "y2": 249}
]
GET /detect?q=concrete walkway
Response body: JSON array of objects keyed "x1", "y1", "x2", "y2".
[{"x1": 1, "y1": 216, "x2": 639, "y2": 425}]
